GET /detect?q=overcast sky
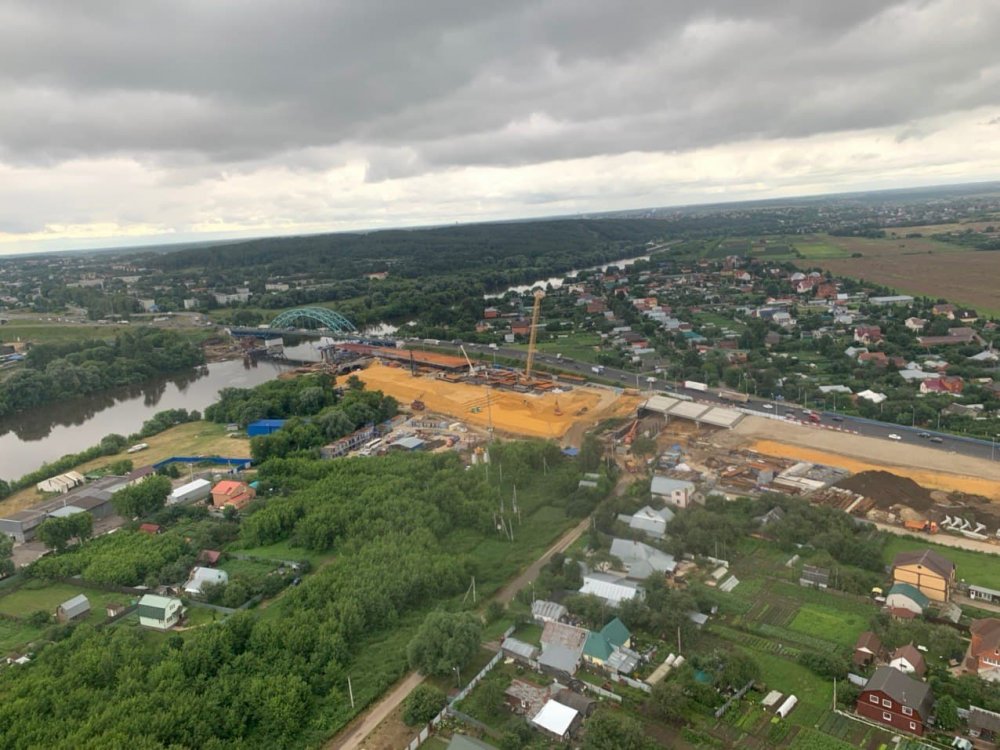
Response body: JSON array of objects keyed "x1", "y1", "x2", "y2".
[{"x1": 2, "y1": 0, "x2": 1000, "y2": 255}]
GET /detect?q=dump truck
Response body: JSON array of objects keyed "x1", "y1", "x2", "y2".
[{"x1": 903, "y1": 519, "x2": 939, "y2": 534}]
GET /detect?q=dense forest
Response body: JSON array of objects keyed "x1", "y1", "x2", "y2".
[
  {"x1": 0, "y1": 440, "x2": 586, "y2": 749},
  {"x1": 0, "y1": 328, "x2": 204, "y2": 418}
]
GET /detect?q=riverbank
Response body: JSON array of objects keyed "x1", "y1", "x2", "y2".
[{"x1": 0, "y1": 420, "x2": 251, "y2": 516}]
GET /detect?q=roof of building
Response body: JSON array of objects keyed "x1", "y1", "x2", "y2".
[
  {"x1": 621, "y1": 504, "x2": 674, "y2": 538},
  {"x1": 969, "y1": 706, "x2": 1000, "y2": 734},
  {"x1": 609, "y1": 538, "x2": 677, "y2": 577},
  {"x1": 650, "y1": 475, "x2": 695, "y2": 496},
  {"x1": 854, "y1": 631, "x2": 882, "y2": 654},
  {"x1": 393, "y1": 436, "x2": 426, "y2": 450},
  {"x1": 600, "y1": 617, "x2": 630, "y2": 648},
  {"x1": 553, "y1": 690, "x2": 595, "y2": 715},
  {"x1": 892, "y1": 549, "x2": 955, "y2": 580},
  {"x1": 580, "y1": 573, "x2": 643, "y2": 605},
  {"x1": 862, "y1": 666, "x2": 933, "y2": 717},
  {"x1": 47, "y1": 505, "x2": 85, "y2": 519},
  {"x1": 184, "y1": 566, "x2": 228, "y2": 594},
  {"x1": 248, "y1": 419, "x2": 287, "y2": 428},
  {"x1": 891, "y1": 644, "x2": 926, "y2": 675},
  {"x1": 138, "y1": 594, "x2": 180, "y2": 610},
  {"x1": 531, "y1": 600, "x2": 567, "y2": 622},
  {"x1": 58, "y1": 594, "x2": 90, "y2": 619},
  {"x1": 605, "y1": 647, "x2": 640, "y2": 674},
  {"x1": 531, "y1": 700, "x2": 579, "y2": 737},
  {"x1": 537, "y1": 644, "x2": 581, "y2": 675},
  {"x1": 170, "y1": 478, "x2": 212, "y2": 497},
  {"x1": 583, "y1": 630, "x2": 614, "y2": 662},
  {"x1": 540, "y1": 621, "x2": 588, "y2": 651},
  {"x1": 212, "y1": 480, "x2": 245, "y2": 494},
  {"x1": 886, "y1": 583, "x2": 931, "y2": 610},
  {"x1": 970, "y1": 618, "x2": 1000, "y2": 656},
  {"x1": 501, "y1": 637, "x2": 538, "y2": 661}
]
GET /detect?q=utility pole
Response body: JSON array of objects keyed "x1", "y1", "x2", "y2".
[
  {"x1": 348, "y1": 676, "x2": 355, "y2": 709},
  {"x1": 677, "y1": 625, "x2": 682, "y2": 655}
]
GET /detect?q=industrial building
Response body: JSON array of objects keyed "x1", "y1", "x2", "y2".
[{"x1": 0, "y1": 474, "x2": 124, "y2": 543}]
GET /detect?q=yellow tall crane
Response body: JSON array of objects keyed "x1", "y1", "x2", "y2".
[{"x1": 525, "y1": 289, "x2": 545, "y2": 380}]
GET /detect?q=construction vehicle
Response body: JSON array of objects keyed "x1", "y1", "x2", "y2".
[
  {"x1": 524, "y1": 289, "x2": 545, "y2": 381},
  {"x1": 903, "y1": 519, "x2": 939, "y2": 534},
  {"x1": 553, "y1": 400, "x2": 563, "y2": 416},
  {"x1": 623, "y1": 419, "x2": 639, "y2": 445},
  {"x1": 459, "y1": 344, "x2": 476, "y2": 376},
  {"x1": 411, "y1": 393, "x2": 426, "y2": 411}
]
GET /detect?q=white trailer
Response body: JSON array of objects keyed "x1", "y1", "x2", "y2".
[
  {"x1": 168, "y1": 478, "x2": 212, "y2": 506},
  {"x1": 684, "y1": 380, "x2": 708, "y2": 392}
]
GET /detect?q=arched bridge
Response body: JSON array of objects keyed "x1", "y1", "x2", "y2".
[{"x1": 269, "y1": 307, "x2": 357, "y2": 333}]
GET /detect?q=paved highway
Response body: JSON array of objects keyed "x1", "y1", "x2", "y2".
[{"x1": 422, "y1": 340, "x2": 1000, "y2": 464}]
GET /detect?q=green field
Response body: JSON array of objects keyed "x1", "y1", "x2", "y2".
[
  {"x1": 883, "y1": 535, "x2": 1000, "y2": 590},
  {"x1": 0, "y1": 321, "x2": 131, "y2": 345},
  {"x1": 219, "y1": 557, "x2": 280, "y2": 581},
  {"x1": 511, "y1": 331, "x2": 603, "y2": 364},
  {"x1": 229, "y1": 539, "x2": 334, "y2": 567},
  {"x1": 0, "y1": 619, "x2": 46, "y2": 653},
  {"x1": 788, "y1": 604, "x2": 866, "y2": 647},
  {"x1": 794, "y1": 241, "x2": 850, "y2": 259},
  {"x1": 0, "y1": 581, "x2": 131, "y2": 619}
]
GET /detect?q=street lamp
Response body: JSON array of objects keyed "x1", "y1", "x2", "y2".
[{"x1": 453, "y1": 665, "x2": 462, "y2": 688}]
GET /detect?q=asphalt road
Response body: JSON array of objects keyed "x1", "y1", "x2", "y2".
[{"x1": 428, "y1": 340, "x2": 1000, "y2": 464}]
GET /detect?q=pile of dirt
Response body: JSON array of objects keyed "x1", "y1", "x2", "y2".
[{"x1": 835, "y1": 470, "x2": 935, "y2": 512}]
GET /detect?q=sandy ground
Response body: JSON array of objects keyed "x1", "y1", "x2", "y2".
[
  {"x1": 0, "y1": 422, "x2": 250, "y2": 516},
  {"x1": 355, "y1": 363, "x2": 636, "y2": 442},
  {"x1": 717, "y1": 417, "x2": 1000, "y2": 500}
]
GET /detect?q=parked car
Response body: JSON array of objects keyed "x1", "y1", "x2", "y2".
[{"x1": 917, "y1": 432, "x2": 931, "y2": 438}]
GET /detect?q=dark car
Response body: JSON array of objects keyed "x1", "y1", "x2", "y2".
[
  {"x1": 831, "y1": 416, "x2": 844, "y2": 422},
  {"x1": 917, "y1": 432, "x2": 931, "y2": 439},
  {"x1": 930, "y1": 436, "x2": 944, "y2": 443}
]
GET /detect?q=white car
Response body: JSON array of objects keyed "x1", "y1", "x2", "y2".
[
  {"x1": 762, "y1": 404, "x2": 774, "y2": 410},
  {"x1": 888, "y1": 433, "x2": 902, "y2": 441}
]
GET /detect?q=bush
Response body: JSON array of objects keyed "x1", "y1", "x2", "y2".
[
  {"x1": 27, "y1": 610, "x2": 52, "y2": 627},
  {"x1": 402, "y1": 685, "x2": 446, "y2": 726}
]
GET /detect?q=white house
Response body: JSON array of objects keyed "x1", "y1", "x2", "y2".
[
  {"x1": 650, "y1": 476, "x2": 696, "y2": 509},
  {"x1": 580, "y1": 573, "x2": 643, "y2": 606},
  {"x1": 138, "y1": 594, "x2": 184, "y2": 630},
  {"x1": 609, "y1": 538, "x2": 677, "y2": 579},
  {"x1": 616, "y1": 504, "x2": 674, "y2": 539},
  {"x1": 530, "y1": 699, "x2": 580, "y2": 741}
]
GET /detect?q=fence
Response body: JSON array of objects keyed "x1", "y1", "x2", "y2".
[
  {"x1": 579, "y1": 681, "x2": 623, "y2": 703},
  {"x1": 402, "y1": 625, "x2": 514, "y2": 749},
  {"x1": 609, "y1": 673, "x2": 652, "y2": 694},
  {"x1": 713, "y1": 680, "x2": 755, "y2": 718}
]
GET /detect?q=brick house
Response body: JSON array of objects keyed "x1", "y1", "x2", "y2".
[
  {"x1": 853, "y1": 326, "x2": 883, "y2": 345},
  {"x1": 853, "y1": 631, "x2": 882, "y2": 667},
  {"x1": 891, "y1": 549, "x2": 955, "y2": 602},
  {"x1": 964, "y1": 618, "x2": 1000, "y2": 681},
  {"x1": 919, "y1": 376, "x2": 964, "y2": 395},
  {"x1": 856, "y1": 666, "x2": 933, "y2": 736},
  {"x1": 210, "y1": 480, "x2": 256, "y2": 511}
]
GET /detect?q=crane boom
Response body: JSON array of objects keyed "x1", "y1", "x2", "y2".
[
  {"x1": 459, "y1": 344, "x2": 475, "y2": 375},
  {"x1": 525, "y1": 289, "x2": 545, "y2": 380}
]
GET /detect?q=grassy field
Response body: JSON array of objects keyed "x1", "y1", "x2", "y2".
[
  {"x1": 233, "y1": 539, "x2": 334, "y2": 567},
  {"x1": 792, "y1": 233, "x2": 1000, "y2": 315},
  {"x1": 0, "y1": 619, "x2": 46, "y2": 652},
  {"x1": 219, "y1": 557, "x2": 279, "y2": 582},
  {"x1": 793, "y1": 239, "x2": 850, "y2": 259},
  {"x1": 0, "y1": 420, "x2": 251, "y2": 515},
  {"x1": 0, "y1": 581, "x2": 131, "y2": 619},
  {"x1": 788, "y1": 604, "x2": 866, "y2": 647},
  {"x1": 0, "y1": 321, "x2": 131, "y2": 345},
  {"x1": 512, "y1": 331, "x2": 603, "y2": 364},
  {"x1": 883, "y1": 535, "x2": 1000, "y2": 590}
]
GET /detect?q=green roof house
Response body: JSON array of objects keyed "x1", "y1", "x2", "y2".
[{"x1": 583, "y1": 618, "x2": 632, "y2": 667}]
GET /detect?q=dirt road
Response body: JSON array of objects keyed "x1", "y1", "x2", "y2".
[
  {"x1": 326, "y1": 672, "x2": 424, "y2": 750},
  {"x1": 326, "y1": 512, "x2": 597, "y2": 749},
  {"x1": 492, "y1": 516, "x2": 591, "y2": 605}
]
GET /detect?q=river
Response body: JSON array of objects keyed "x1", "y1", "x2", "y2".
[
  {"x1": 483, "y1": 252, "x2": 652, "y2": 299},
  {"x1": 0, "y1": 358, "x2": 294, "y2": 481}
]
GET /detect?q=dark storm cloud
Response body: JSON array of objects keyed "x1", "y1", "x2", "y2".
[{"x1": 1, "y1": 0, "x2": 998, "y2": 175}]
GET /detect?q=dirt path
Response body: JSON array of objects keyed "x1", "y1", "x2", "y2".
[
  {"x1": 325, "y1": 508, "x2": 602, "y2": 749},
  {"x1": 326, "y1": 671, "x2": 424, "y2": 750},
  {"x1": 492, "y1": 516, "x2": 591, "y2": 605}
]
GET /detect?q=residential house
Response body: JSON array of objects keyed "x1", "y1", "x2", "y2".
[
  {"x1": 184, "y1": 566, "x2": 229, "y2": 596},
  {"x1": 138, "y1": 523, "x2": 162, "y2": 535},
  {"x1": 968, "y1": 706, "x2": 1000, "y2": 745},
  {"x1": 510, "y1": 319, "x2": 531, "y2": 337},
  {"x1": 889, "y1": 644, "x2": 926, "y2": 677},
  {"x1": 958, "y1": 309, "x2": 979, "y2": 323},
  {"x1": 504, "y1": 679, "x2": 555, "y2": 716},
  {"x1": 582, "y1": 618, "x2": 638, "y2": 674},
  {"x1": 211, "y1": 480, "x2": 256, "y2": 511},
  {"x1": 858, "y1": 351, "x2": 889, "y2": 367},
  {"x1": 650, "y1": 476, "x2": 697, "y2": 509},
  {"x1": 137, "y1": 594, "x2": 184, "y2": 631},
  {"x1": 483, "y1": 307, "x2": 500, "y2": 319},
  {"x1": 198, "y1": 549, "x2": 222, "y2": 566},
  {"x1": 538, "y1": 621, "x2": 588, "y2": 678},
  {"x1": 892, "y1": 549, "x2": 955, "y2": 602},
  {"x1": 854, "y1": 326, "x2": 883, "y2": 345},
  {"x1": 530, "y1": 699, "x2": 580, "y2": 741},
  {"x1": 853, "y1": 631, "x2": 882, "y2": 667},
  {"x1": 531, "y1": 600, "x2": 568, "y2": 624},
  {"x1": 920, "y1": 376, "x2": 964, "y2": 395},
  {"x1": 965, "y1": 618, "x2": 1000, "y2": 681},
  {"x1": 932, "y1": 303, "x2": 957, "y2": 318},
  {"x1": 885, "y1": 583, "x2": 930, "y2": 618},
  {"x1": 856, "y1": 666, "x2": 933, "y2": 736},
  {"x1": 609, "y1": 538, "x2": 677, "y2": 579},
  {"x1": 56, "y1": 594, "x2": 90, "y2": 623},
  {"x1": 616, "y1": 504, "x2": 674, "y2": 539},
  {"x1": 579, "y1": 572, "x2": 644, "y2": 606},
  {"x1": 904, "y1": 317, "x2": 927, "y2": 332},
  {"x1": 917, "y1": 327, "x2": 981, "y2": 347},
  {"x1": 856, "y1": 389, "x2": 887, "y2": 404},
  {"x1": 501, "y1": 637, "x2": 539, "y2": 665}
]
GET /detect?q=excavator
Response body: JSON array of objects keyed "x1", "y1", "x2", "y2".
[
  {"x1": 622, "y1": 419, "x2": 640, "y2": 445},
  {"x1": 410, "y1": 392, "x2": 426, "y2": 411}
]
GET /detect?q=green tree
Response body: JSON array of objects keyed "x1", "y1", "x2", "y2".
[
  {"x1": 649, "y1": 679, "x2": 689, "y2": 724},
  {"x1": 578, "y1": 434, "x2": 603, "y2": 472},
  {"x1": 583, "y1": 710, "x2": 652, "y2": 750},
  {"x1": 112, "y1": 475, "x2": 172, "y2": 519},
  {"x1": 402, "y1": 685, "x2": 446, "y2": 726},
  {"x1": 36, "y1": 513, "x2": 92, "y2": 553},
  {"x1": 935, "y1": 694, "x2": 959, "y2": 730},
  {"x1": 0, "y1": 533, "x2": 14, "y2": 577},
  {"x1": 407, "y1": 611, "x2": 483, "y2": 677}
]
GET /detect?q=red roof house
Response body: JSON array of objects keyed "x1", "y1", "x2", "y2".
[{"x1": 211, "y1": 480, "x2": 256, "y2": 511}]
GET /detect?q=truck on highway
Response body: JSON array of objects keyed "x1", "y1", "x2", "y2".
[
  {"x1": 591, "y1": 365, "x2": 605, "y2": 374},
  {"x1": 684, "y1": 380, "x2": 708, "y2": 392},
  {"x1": 717, "y1": 389, "x2": 749, "y2": 404},
  {"x1": 903, "y1": 519, "x2": 939, "y2": 534}
]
